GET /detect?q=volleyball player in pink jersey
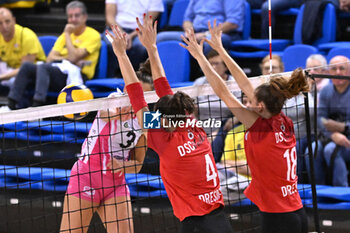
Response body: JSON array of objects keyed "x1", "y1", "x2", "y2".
[
  {"x1": 60, "y1": 76, "x2": 151, "y2": 231},
  {"x1": 106, "y1": 15, "x2": 233, "y2": 233},
  {"x1": 180, "y1": 20, "x2": 309, "y2": 233}
]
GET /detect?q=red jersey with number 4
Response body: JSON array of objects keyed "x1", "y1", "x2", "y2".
[
  {"x1": 244, "y1": 112, "x2": 303, "y2": 213},
  {"x1": 148, "y1": 125, "x2": 224, "y2": 221}
]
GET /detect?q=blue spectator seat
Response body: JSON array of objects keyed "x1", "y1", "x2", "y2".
[
  {"x1": 38, "y1": 35, "x2": 57, "y2": 56},
  {"x1": 326, "y1": 47, "x2": 350, "y2": 62},
  {"x1": 230, "y1": 3, "x2": 336, "y2": 59},
  {"x1": 84, "y1": 40, "x2": 125, "y2": 98},
  {"x1": 94, "y1": 40, "x2": 108, "y2": 79},
  {"x1": 242, "y1": 1, "x2": 251, "y2": 41},
  {"x1": 167, "y1": 0, "x2": 189, "y2": 27},
  {"x1": 318, "y1": 42, "x2": 350, "y2": 54},
  {"x1": 157, "y1": 40, "x2": 191, "y2": 86},
  {"x1": 282, "y1": 44, "x2": 318, "y2": 71},
  {"x1": 251, "y1": 8, "x2": 299, "y2": 16}
]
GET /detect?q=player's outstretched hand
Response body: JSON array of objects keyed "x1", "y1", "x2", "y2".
[
  {"x1": 136, "y1": 14, "x2": 157, "y2": 50},
  {"x1": 106, "y1": 25, "x2": 128, "y2": 57},
  {"x1": 180, "y1": 28, "x2": 204, "y2": 60},
  {"x1": 204, "y1": 19, "x2": 223, "y2": 52}
]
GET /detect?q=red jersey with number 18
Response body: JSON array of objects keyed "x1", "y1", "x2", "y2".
[
  {"x1": 244, "y1": 112, "x2": 303, "y2": 213},
  {"x1": 148, "y1": 125, "x2": 224, "y2": 221}
]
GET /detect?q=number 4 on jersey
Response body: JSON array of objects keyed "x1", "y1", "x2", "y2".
[{"x1": 205, "y1": 154, "x2": 217, "y2": 187}]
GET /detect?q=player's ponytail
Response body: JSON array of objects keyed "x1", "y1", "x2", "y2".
[
  {"x1": 136, "y1": 59, "x2": 153, "y2": 90},
  {"x1": 154, "y1": 91, "x2": 195, "y2": 123},
  {"x1": 255, "y1": 68, "x2": 309, "y2": 116}
]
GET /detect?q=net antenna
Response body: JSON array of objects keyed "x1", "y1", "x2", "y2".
[{"x1": 268, "y1": 0, "x2": 273, "y2": 74}]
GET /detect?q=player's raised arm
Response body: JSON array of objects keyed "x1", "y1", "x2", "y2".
[
  {"x1": 180, "y1": 28, "x2": 258, "y2": 128},
  {"x1": 136, "y1": 14, "x2": 173, "y2": 98},
  {"x1": 205, "y1": 20, "x2": 255, "y2": 101},
  {"x1": 106, "y1": 26, "x2": 148, "y2": 130}
]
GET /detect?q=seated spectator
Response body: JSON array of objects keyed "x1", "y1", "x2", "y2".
[
  {"x1": 103, "y1": 0, "x2": 163, "y2": 77},
  {"x1": 260, "y1": 54, "x2": 284, "y2": 75},
  {"x1": 260, "y1": 54, "x2": 314, "y2": 183},
  {"x1": 0, "y1": 8, "x2": 45, "y2": 90},
  {"x1": 306, "y1": 54, "x2": 329, "y2": 99},
  {"x1": 318, "y1": 55, "x2": 350, "y2": 187},
  {"x1": 221, "y1": 95, "x2": 250, "y2": 178},
  {"x1": 157, "y1": 0, "x2": 244, "y2": 54},
  {"x1": 340, "y1": 0, "x2": 350, "y2": 11},
  {"x1": 303, "y1": 54, "x2": 329, "y2": 185},
  {"x1": 4, "y1": 1, "x2": 101, "y2": 110},
  {"x1": 193, "y1": 50, "x2": 235, "y2": 161}
]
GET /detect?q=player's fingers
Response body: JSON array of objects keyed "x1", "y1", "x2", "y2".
[
  {"x1": 153, "y1": 20, "x2": 158, "y2": 33},
  {"x1": 199, "y1": 39, "x2": 205, "y2": 48},
  {"x1": 179, "y1": 42, "x2": 187, "y2": 49},
  {"x1": 181, "y1": 35, "x2": 190, "y2": 45},
  {"x1": 105, "y1": 30, "x2": 114, "y2": 43},
  {"x1": 136, "y1": 17, "x2": 144, "y2": 31},
  {"x1": 207, "y1": 20, "x2": 212, "y2": 32}
]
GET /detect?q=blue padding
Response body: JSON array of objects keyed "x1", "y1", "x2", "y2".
[
  {"x1": 297, "y1": 184, "x2": 311, "y2": 199},
  {"x1": 0, "y1": 166, "x2": 70, "y2": 181},
  {"x1": 15, "y1": 132, "x2": 75, "y2": 143},
  {"x1": 26, "y1": 121, "x2": 70, "y2": 133},
  {"x1": 0, "y1": 132, "x2": 19, "y2": 139},
  {"x1": 0, "y1": 121, "x2": 26, "y2": 131},
  {"x1": 303, "y1": 198, "x2": 350, "y2": 210},
  {"x1": 170, "y1": 81, "x2": 194, "y2": 88},
  {"x1": 25, "y1": 121, "x2": 91, "y2": 134},
  {"x1": 42, "y1": 181, "x2": 68, "y2": 192},
  {"x1": 0, "y1": 178, "x2": 68, "y2": 192},
  {"x1": 125, "y1": 173, "x2": 165, "y2": 190},
  {"x1": 128, "y1": 184, "x2": 167, "y2": 197},
  {"x1": 231, "y1": 39, "x2": 291, "y2": 51},
  {"x1": 229, "y1": 50, "x2": 269, "y2": 59},
  {"x1": 0, "y1": 177, "x2": 43, "y2": 190},
  {"x1": 232, "y1": 198, "x2": 253, "y2": 207},
  {"x1": 318, "y1": 202, "x2": 350, "y2": 210},
  {"x1": 85, "y1": 78, "x2": 125, "y2": 91},
  {"x1": 316, "y1": 187, "x2": 350, "y2": 202}
]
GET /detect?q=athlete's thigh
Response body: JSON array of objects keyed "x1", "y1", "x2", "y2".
[
  {"x1": 60, "y1": 194, "x2": 98, "y2": 233},
  {"x1": 198, "y1": 207, "x2": 233, "y2": 233},
  {"x1": 97, "y1": 195, "x2": 134, "y2": 233},
  {"x1": 261, "y1": 210, "x2": 305, "y2": 233}
]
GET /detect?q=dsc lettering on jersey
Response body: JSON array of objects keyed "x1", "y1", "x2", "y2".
[
  {"x1": 275, "y1": 132, "x2": 286, "y2": 144},
  {"x1": 198, "y1": 188, "x2": 222, "y2": 204},
  {"x1": 281, "y1": 182, "x2": 298, "y2": 197},
  {"x1": 177, "y1": 141, "x2": 195, "y2": 156}
]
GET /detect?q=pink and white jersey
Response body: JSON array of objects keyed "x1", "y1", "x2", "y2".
[{"x1": 80, "y1": 111, "x2": 142, "y2": 169}]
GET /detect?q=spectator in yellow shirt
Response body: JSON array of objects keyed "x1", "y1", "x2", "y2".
[
  {"x1": 5, "y1": 1, "x2": 101, "y2": 110},
  {"x1": 0, "y1": 7, "x2": 45, "y2": 89}
]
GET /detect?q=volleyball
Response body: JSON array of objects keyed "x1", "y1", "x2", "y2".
[{"x1": 57, "y1": 83, "x2": 94, "y2": 120}]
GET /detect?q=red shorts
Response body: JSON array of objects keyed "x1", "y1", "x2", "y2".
[{"x1": 66, "y1": 160, "x2": 130, "y2": 204}]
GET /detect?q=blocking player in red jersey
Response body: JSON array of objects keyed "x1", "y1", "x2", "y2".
[
  {"x1": 181, "y1": 20, "x2": 309, "y2": 233},
  {"x1": 106, "y1": 15, "x2": 233, "y2": 233}
]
